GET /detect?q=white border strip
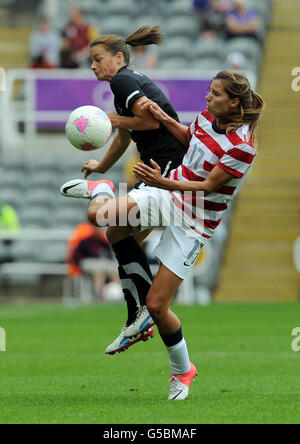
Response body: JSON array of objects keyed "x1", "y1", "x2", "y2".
[{"x1": 125, "y1": 90, "x2": 140, "y2": 109}]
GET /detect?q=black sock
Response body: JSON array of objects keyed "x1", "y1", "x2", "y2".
[
  {"x1": 118, "y1": 265, "x2": 139, "y2": 325},
  {"x1": 161, "y1": 327, "x2": 183, "y2": 347},
  {"x1": 113, "y1": 236, "x2": 153, "y2": 325}
]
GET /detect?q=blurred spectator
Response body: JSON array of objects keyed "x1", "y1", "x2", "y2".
[
  {"x1": 59, "y1": 32, "x2": 79, "y2": 69},
  {"x1": 225, "y1": 0, "x2": 263, "y2": 43},
  {"x1": 0, "y1": 202, "x2": 20, "y2": 265},
  {"x1": 130, "y1": 46, "x2": 159, "y2": 70},
  {"x1": 30, "y1": 54, "x2": 55, "y2": 69},
  {"x1": 29, "y1": 17, "x2": 61, "y2": 67},
  {"x1": 193, "y1": 0, "x2": 210, "y2": 12},
  {"x1": 66, "y1": 222, "x2": 118, "y2": 302},
  {"x1": 199, "y1": 0, "x2": 232, "y2": 41},
  {"x1": 62, "y1": 7, "x2": 98, "y2": 67}
]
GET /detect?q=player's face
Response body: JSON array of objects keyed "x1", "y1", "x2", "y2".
[
  {"x1": 90, "y1": 45, "x2": 122, "y2": 81},
  {"x1": 205, "y1": 79, "x2": 239, "y2": 118}
]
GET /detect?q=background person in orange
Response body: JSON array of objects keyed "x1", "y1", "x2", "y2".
[{"x1": 67, "y1": 222, "x2": 117, "y2": 302}]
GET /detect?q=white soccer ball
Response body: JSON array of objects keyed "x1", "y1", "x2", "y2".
[{"x1": 65, "y1": 105, "x2": 112, "y2": 151}]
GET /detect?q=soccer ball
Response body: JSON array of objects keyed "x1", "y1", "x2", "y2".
[{"x1": 65, "y1": 105, "x2": 112, "y2": 151}]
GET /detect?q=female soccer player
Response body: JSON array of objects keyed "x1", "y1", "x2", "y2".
[
  {"x1": 71, "y1": 26, "x2": 186, "y2": 354},
  {"x1": 61, "y1": 70, "x2": 264, "y2": 400}
]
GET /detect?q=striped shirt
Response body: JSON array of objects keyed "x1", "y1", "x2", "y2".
[{"x1": 168, "y1": 109, "x2": 256, "y2": 243}]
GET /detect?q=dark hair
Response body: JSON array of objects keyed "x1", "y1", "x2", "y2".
[
  {"x1": 214, "y1": 70, "x2": 265, "y2": 146},
  {"x1": 90, "y1": 25, "x2": 163, "y2": 66}
]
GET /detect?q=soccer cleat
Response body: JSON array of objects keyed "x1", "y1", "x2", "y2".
[
  {"x1": 60, "y1": 179, "x2": 115, "y2": 199},
  {"x1": 123, "y1": 305, "x2": 155, "y2": 338},
  {"x1": 105, "y1": 325, "x2": 155, "y2": 355},
  {"x1": 168, "y1": 362, "x2": 197, "y2": 400}
]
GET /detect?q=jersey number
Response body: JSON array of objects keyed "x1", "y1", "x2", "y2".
[{"x1": 188, "y1": 141, "x2": 205, "y2": 171}]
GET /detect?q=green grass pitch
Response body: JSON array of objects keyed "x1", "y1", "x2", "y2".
[{"x1": 0, "y1": 302, "x2": 299, "y2": 424}]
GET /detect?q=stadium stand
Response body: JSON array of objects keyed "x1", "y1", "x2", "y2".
[
  {"x1": 0, "y1": 0, "x2": 279, "y2": 304},
  {"x1": 215, "y1": 0, "x2": 300, "y2": 302}
]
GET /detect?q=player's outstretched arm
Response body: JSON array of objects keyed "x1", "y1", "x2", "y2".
[
  {"x1": 133, "y1": 160, "x2": 233, "y2": 194},
  {"x1": 81, "y1": 128, "x2": 131, "y2": 178},
  {"x1": 140, "y1": 98, "x2": 191, "y2": 147},
  {"x1": 107, "y1": 96, "x2": 159, "y2": 132}
]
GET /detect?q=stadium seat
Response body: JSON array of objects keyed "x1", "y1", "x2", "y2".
[
  {"x1": 132, "y1": 0, "x2": 169, "y2": 20},
  {"x1": 0, "y1": 153, "x2": 24, "y2": 171},
  {"x1": 55, "y1": 198, "x2": 87, "y2": 223},
  {"x1": 23, "y1": 155, "x2": 59, "y2": 174},
  {"x1": 133, "y1": 15, "x2": 165, "y2": 30},
  {"x1": 99, "y1": 16, "x2": 131, "y2": 38},
  {"x1": 191, "y1": 57, "x2": 224, "y2": 70},
  {"x1": 77, "y1": 0, "x2": 104, "y2": 17},
  {"x1": 0, "y1": 171, "x2": 25, "y2": 189},
  {"x1": 0, "y1": 243, "x2": 11, "y2": 262},
  {"x1": 0, "y1": 189, "x2": 23, "y2": 211},
  {"x1": 19, "y1": 206, "x2": 52, "y2": 229},
  {"x1": 26, "y1": 172, "x2": 61, "y2": 192},
  {"x1": 225, "y1": 38, "x2": 262, "y2": 65},
  {"x1": 225, "y1": 54, "x2": 261, "y2": 76},
  {"x1": 10, "y1": 240, "x2": 37, "y2": 262},
  {"x1": 165, "y1": 16, "x2": 198, "y2": 40},
  {"x1": 0, "y1": 0, "x2": 14, "y2": 5},
  {"x1": 193, "y1": 39, "x2": 225, "y2": 62},
  {"x1": 21, "y1": 192, "x2": 58, "y2": 217},
  {"x1": 168, "y1": 0, "x2": 193, "y2": 19},
  {"x1": 159, "y1": 37, "x2": 191, "y2": 60},
  {"x1": 35, "y1": 242, "x2": 67, "y2": 263},
  {"x1": 159, "y1": 56, "x2": 189, "y2": 70},
  {"x1": 64, "y1": 157, "x2": 86, "y2": 176},
  {"x1": 104, "y1": 0, "x2": 134, "y2": 18},
  {"x1": 51, "y1": 208, "x2": 86, "y2": 229}
]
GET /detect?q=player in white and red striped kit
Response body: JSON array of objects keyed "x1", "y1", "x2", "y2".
[{"x1": 61, "y1": 71, "x2": 264, "y2": 400}]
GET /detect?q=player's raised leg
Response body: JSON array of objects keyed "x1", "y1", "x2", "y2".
[{"x1": 60, "y1": 178, "x2": 155, "y2": 354}]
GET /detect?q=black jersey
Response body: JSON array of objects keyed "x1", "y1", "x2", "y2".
[{"x1": 110, "y1": 66, "x2": 186, "y2": 175}]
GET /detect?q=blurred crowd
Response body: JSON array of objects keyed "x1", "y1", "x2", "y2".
[
  {"x1": 29, "y1": 7, "x2": 98, "y2": 69},
  {"x1": 194, "y1": 0, "x2": 263, "y2": 43},
  {"x1": 28, "y1": 0, "x2": 264, "y2": 71}
]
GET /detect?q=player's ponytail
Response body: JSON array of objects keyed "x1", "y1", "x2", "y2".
[
  {"x1": 125, "y1": 26, "x2": 163, "y2": 47},
  {"x1": 214, "y1": 71, "x2": 265, "y2": 147},
  {"x1": 90, "y1": 26, "x2": 163, "y2": 67}
]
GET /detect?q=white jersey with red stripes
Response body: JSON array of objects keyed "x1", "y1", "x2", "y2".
[{"x1": 168, "y1": 109, "x2": 256, "y2": 243}]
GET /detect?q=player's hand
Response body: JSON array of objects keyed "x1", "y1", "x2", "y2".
[
  {"x1": 139, "y1": 98, "x2": 168, "y2": 122},
  {"x1": 81, "y1": 159, "x2": 101, "y2": 178},
  {"x1": 106, "y1": 112, "x2": 120, "y2": 129},
  {"x1": 133, "y1": 159, "x2": 168, "y2": 189}
]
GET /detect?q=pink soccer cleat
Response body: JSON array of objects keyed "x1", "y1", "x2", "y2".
[
  {"x1": 60, "y1": 179, "x2": 115, "y2": 199},
  {"x1": 168, "y1": 362, "x2": 198, "y2": 400}
]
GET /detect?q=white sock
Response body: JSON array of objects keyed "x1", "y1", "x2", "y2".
[
  {"x1": 91, "y1": 183, "x2": 115, "y2": 200},
  {"x1": 166, "y1": 338, "x2": 190, "y2": 375}
]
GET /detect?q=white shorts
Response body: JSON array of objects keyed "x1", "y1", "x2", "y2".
[{"x1": 128, "y1": 185, "x2": 204, "y2": 279}]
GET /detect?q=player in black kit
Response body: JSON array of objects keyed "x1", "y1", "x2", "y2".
[{"x1": 64, "y1": 26, "x2": 186, "y2": 354}]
